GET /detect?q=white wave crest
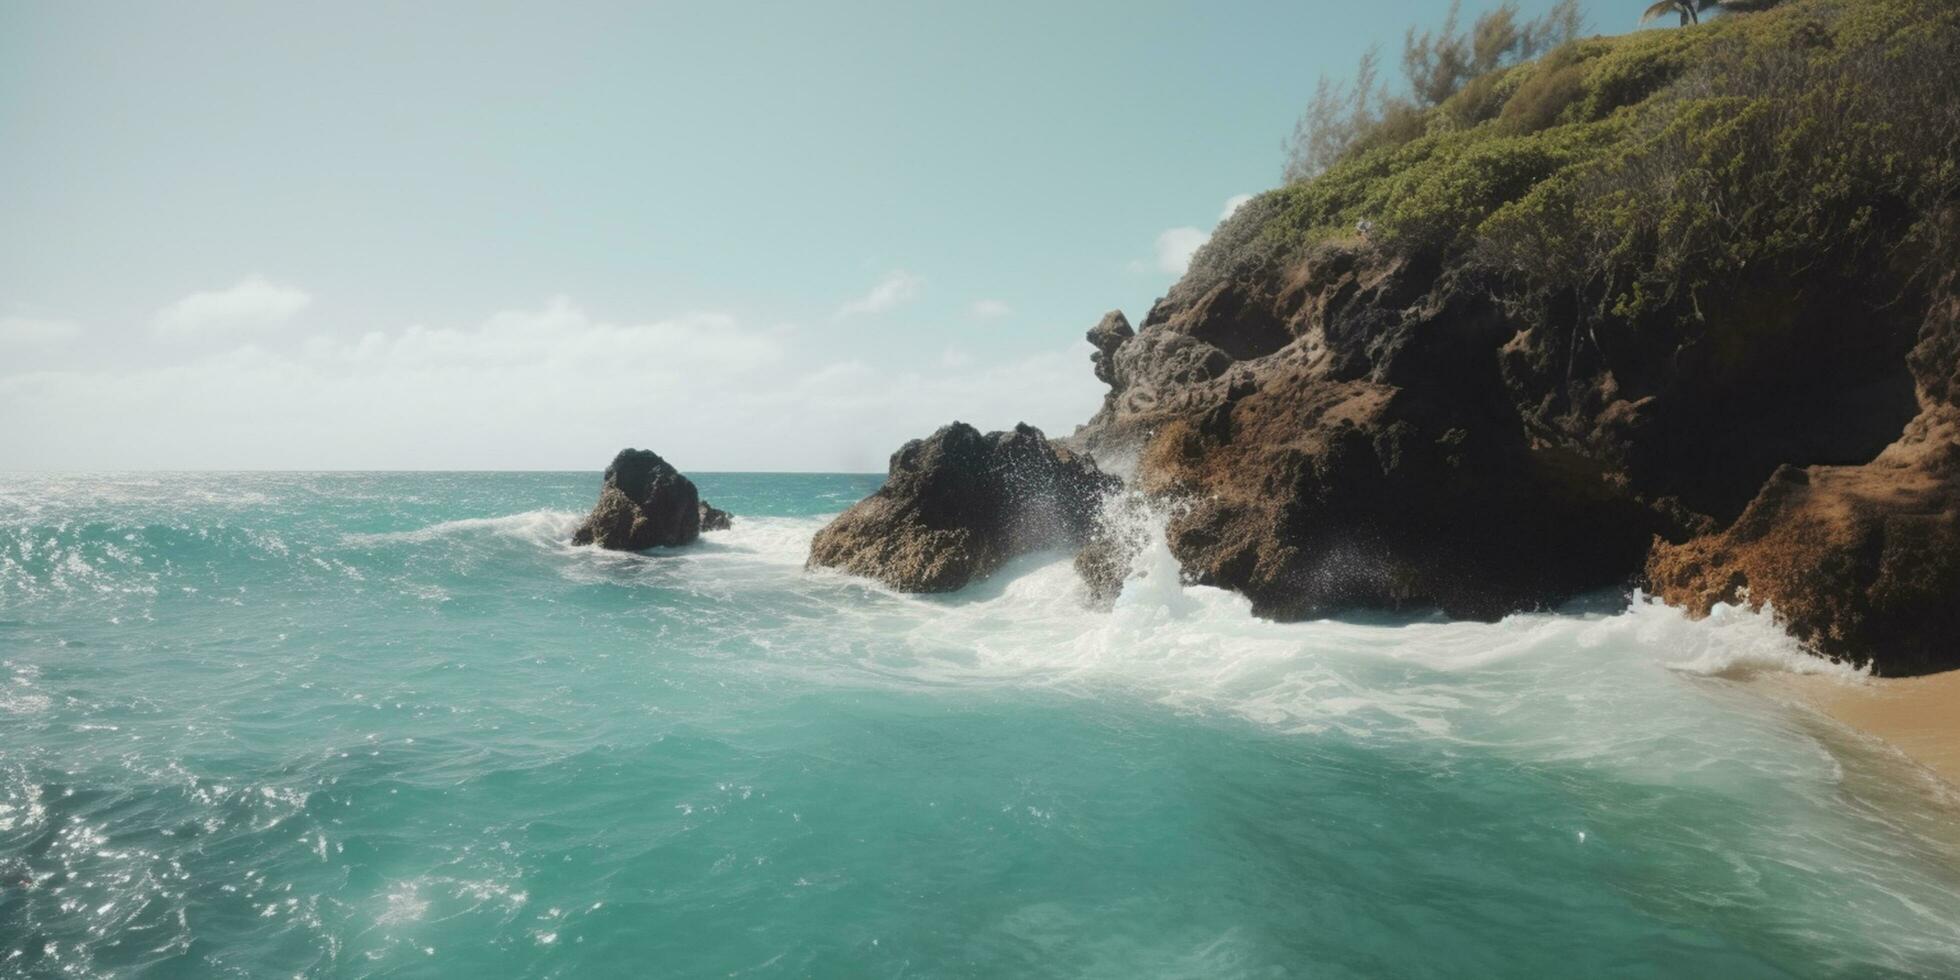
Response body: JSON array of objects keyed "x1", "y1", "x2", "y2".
[
  {"x1": 690, "y1": 516, "x2": 831, "y2": 568},
  {"x1": 342, "y1": 509, "x2": 584, "y2": 548},
  {"x1": 1629, "y1": 593, "x2": 1868, "y2": 680},
  {"x1": 777, "y1": 496, "x2": 1864, "y2": 756}
]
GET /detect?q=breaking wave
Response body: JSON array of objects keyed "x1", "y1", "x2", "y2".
[{"x1": 1, "y1": 471, "x2": 1953, "y2": 977}]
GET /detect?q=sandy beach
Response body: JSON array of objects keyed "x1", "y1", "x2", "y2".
[{"x1": 1749, "y1": 669, "x2": 1960, "y2": 791}]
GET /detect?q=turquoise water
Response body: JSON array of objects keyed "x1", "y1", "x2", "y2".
[{"x1": 2, "y1": 472, "x2": 1958, "y2": 978}]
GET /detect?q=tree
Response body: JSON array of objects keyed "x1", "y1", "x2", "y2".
[
  {"x1": 1285, "y1": 0, "x2": 1587, "y2": 182},
  {"x1": 1404, "y1": 2, "x2": 1470, "y2": 106},
  {"x1": 1640, "y1": 0, "x2": 1719, "y2": 26}
]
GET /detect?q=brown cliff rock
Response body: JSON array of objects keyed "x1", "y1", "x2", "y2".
[
  {"x1": 1066, "y1": 234, "x2": 1948, "y2": 668},
  {"x1": 1647, "y1": 284, "x2": 1960, "y2": 675}
]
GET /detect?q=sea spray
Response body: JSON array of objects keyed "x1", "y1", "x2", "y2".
[
  {"x1": 1102, "y1": 490, "x2": 1200, "y2": 618},
  {"x1": 1, "y1": 471, "x2": 1956, "y2": 977}
]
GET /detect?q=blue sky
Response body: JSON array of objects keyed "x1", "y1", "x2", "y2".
[{"x1": 1, "y1": 0, "x2": 1626, "y2": 471}]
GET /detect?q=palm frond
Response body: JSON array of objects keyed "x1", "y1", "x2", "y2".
[{"x1": 1640, "y1": 0, "x2": 1683, "y2": 23}]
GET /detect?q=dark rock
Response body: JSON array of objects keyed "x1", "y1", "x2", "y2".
[
  {"x1": 1072, "y1": 494, "x2": 1151, "y2": 609},
  {"x1": 1066, "y1": 226, "x2": 1946, "y2": 658},
  {"x1": 1086, "y1": 310, "x2": 1135, "y2": 387},
  {"x1": 1072, "y1": 533, "x2": 1131, "y2": 608},
  {"x1": 571, "y1": 449, "x2": 702, "y2": 550},
  {"x1": 808, "y1": 422, "x2": 1119, "y2": 592},
  {"x1": 1051, "y1": 2, "x2": 1959, "y2": 674},
  {"x1": 1072, "y1": 245, "x2": 1659, "y2": 620},
  {"x1": 1647, "y1": 285, "x2": 1960, "y2": 675},
  {"x1": 698, "y1": 500, "x2": 733, "y2": 532}
]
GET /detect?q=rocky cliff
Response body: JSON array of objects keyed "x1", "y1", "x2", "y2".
[
  {"x1": 1070, "y1": 0, "x2": 1959, "y2": 673},
  {"x1": 1647, "y1": 281, "x2": 1960, "y2": 676}
]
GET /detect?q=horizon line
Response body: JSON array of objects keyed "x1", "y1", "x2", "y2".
[{"x1": 0, "y1": 468, "x2": 889, "y2": 476}]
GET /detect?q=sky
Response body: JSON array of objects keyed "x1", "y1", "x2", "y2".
[{"x1": 0, "y1": 0, "x2": 1625, "y2": 472}]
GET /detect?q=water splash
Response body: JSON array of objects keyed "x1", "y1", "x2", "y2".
[
  {"x1": 1104, "y1": 493, "x2": 1200, "y2": 618},
  {"x1": 0, "y1": 472, "x2": 1954, "y2": 977}
]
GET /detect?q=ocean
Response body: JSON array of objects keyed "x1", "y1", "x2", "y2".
[{"x1": 1, "y1": 471, "x2": 1957, "y2": 978}]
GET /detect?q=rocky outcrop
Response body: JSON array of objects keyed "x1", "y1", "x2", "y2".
[
  {"x1": 808, "y1": 422, "x2": 1117, "y2": 592},
  {"x1": 1041, "y1": 0, "x2": 1960, "y2": 673},
  {"x1": 572, "y1": 449, "x2": 705, "y2": 550},
  {"x1": 1087, "y1": 310, "x2": 1135, "y2": 389},
  {"x1": 1066, "y1": 232, "x2": 1954, "y2": 669},
  {"x1": 698, "y1": 501, "x2": 733, "y2": 532},
  {"x1": 1073, "y1": 522, "x2": 1136, "y2": 608},
  {"x1": 1647, "y1": 286, "x2": 1960, "y2": 676},
  {"x1": 793, "y1": 0, "x2": 1959, "y2": 671},
  {"x1": 1072, "y1": 244, "x2": 1666, "y2": 620}
]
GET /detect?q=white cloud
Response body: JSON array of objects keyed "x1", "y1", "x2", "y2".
[
  {"x1": 732, "y1": 341, "x2": 1102, "y2": 472},
  {"x1": 0, "y1": 296, "x2": 1104, "y2": 472},
  {"x1": 1146, "y1": 194, "x2": 1254, "y2": 277},
  {"x1": 832, "y1": 270, "x2": 922, "y2": 320},
  {"x1": 154, "y1": 276, "x2": 312, "y2": 338},
  {"x1": 1154, "y1": 227, "x2": 1210, "y2": 275},
  {"x1": 299, "y1": 296, "x2": 779, "y2": 376},
  {"x1": 0, "y1": 315, "x2": 82, "y2": 347},
  {"x1": 969, "y1": 299, "x2": 1012, "y2": 319}
]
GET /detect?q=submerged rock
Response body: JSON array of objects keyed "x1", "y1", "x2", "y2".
[
  {"x1": 808, "y1": 421, "x2": 1118, "y2": 592},
  {"x1": 1071, "y1": 491, "x2": 1154, "y2": 609},
  {"x1": 698, "y1": 500, "x2": 733, "y2": 532},
  {"x1": 572, "y1": 448, "x2": 704, "y2": 550},
  {"x1": 1072, "y1": 531, "x2": 1135, "y2": 609}
]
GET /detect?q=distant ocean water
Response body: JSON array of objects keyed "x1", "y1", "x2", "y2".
[{"x1": 2, "y1": 471, "x2": 1958, "y2": 978}]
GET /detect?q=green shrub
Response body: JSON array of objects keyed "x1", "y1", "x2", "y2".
[
  {"x1": 1228, "y1": 0, "x2": 1959, "y2": 321},
  {"x1": 1496, "y1": 43, "x2": 1596, "y2": 133},
  {"x1": 1436, "y1": 63, "x2": 1531, "y2": 131}
]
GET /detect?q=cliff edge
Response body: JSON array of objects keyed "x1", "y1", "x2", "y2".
[{"x1": 1071, "y1": 0, "x2": 1959, "y2": 673}]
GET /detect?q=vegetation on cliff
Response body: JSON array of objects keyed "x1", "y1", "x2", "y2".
[
  {"x1": 1075, "y1": 0, "x2": 1959, "y2": 673},
  {"x1": 1281, "y1": 0, "x2": 1587, "y2": 182},
  {"x1": 1238, "y1": 0, "x2": 1956, "y2": 312}
]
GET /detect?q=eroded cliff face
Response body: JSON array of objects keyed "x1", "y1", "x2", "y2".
[
  {"x1": 1647, "y1": 280, "x2": 1960, "y2": 675},
  {"x1": 1057, "y1": 0, "x2": 1960, "y2": 673},
  {"x1": 1070, "y1": 235, "x2": 1955, "y2": 672},
  {"x1": 811, "y1": 0, "x2": 1957, "y2": 673},
  {"x1": 1075, "y1": 245, "x2": 1655, "y2": 619}
]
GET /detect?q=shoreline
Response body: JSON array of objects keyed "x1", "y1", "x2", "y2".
[{"x1": 1742, "y1": 668, "x2": 1960, "y2": 794}]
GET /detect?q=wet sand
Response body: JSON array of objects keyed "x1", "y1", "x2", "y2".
[{"x1": 1749, "y1": 669, "x2": 1960, "y2": 790}]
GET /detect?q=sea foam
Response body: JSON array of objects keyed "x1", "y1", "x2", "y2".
[{"x1": 2, "y1": 471, "x2": 1954, "y2": 977}]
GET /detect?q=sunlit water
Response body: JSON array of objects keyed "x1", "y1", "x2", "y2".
[{"x1": 2, "y1": 472, "x2": 1957, "y2": 978}]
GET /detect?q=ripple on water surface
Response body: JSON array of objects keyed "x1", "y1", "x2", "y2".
[{"x1": 0, "y1": 472, "x2": 1956, "y2": 977}]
